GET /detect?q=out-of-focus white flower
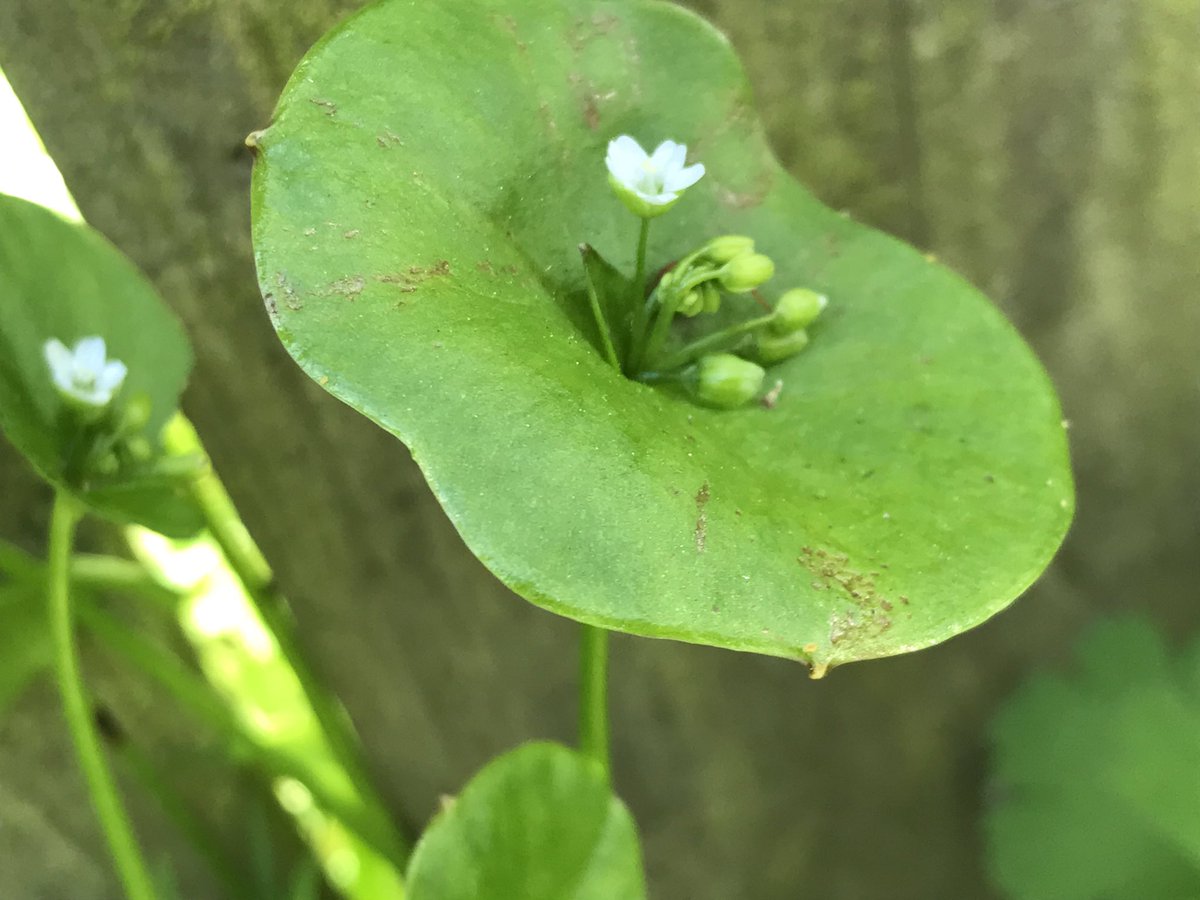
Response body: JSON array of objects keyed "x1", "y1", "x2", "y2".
[
  {"x1": 44, "y1": 336, "x2": 127, "y2": 408},
  {"x1": 605, "y1": 135, "x2": 705, "y2": 218}
]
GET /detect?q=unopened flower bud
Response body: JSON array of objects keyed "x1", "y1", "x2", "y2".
[
  {"x1": 678, "y1": 288, "x2": 705, "y2": 318},
  {"x1": 704, "y1": 235, "x2": 755, "y2": 264},
  {"x1": 754, "y1": 329, "x2": 810, "y2": 364},
  {"x1": 118, "y1": 393, "x2": 152, "y2": 435},
  {"x1": 700, "y1": 281, "x2": 721, "y2": 314},
  {"x1": 686, "y1": 353, "x2": 765, "y2": 409},
  {"x1": 771, "y1": 289, "x2": 827, "y2": 335},
  {"x1": 718, "y1": 253, "x2": 775, "y2": 294}
]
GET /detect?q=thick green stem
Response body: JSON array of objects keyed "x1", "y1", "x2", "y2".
[
  {"x1": 162, "y1": 416, "x2": 409, "y2": 865},
  {"x1": 48, "y1": 493, "x2": 158, "y2": 900},
  {"x1": 578, "y1": 624, "x2": 611, "y2": 782},
  {"x1": 78, "y1": 601, "x2": 402, "y2": 866},
  {"x1": 624, "y1": 218, "x2": 653, "y2": 375}
]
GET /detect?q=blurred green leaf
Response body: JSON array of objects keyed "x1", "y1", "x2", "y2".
[
  {"x1": 251, "y1": 0, "x2": 1072, "y2": 668},
  {"x1": 405, "y1": 742, "x2": 644, "y2": 900},
  {"x1": 0, "y1": 194, "x2": 200, "y2": 536},
  {"x1": 986, "y1": 617, "x2": 1200, "y2": 900},
  {"x1": 0, "y1": 580, "x2": 52, "y2": 718}
]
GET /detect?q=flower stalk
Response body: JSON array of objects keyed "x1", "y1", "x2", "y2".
[{"x1": 48, "y1": 491, "x2": 158, "y2": 900}]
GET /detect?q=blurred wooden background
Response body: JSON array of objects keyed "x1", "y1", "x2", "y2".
[{"x1": 1, "y1": 0, "x2": 1198, "y2": 896}]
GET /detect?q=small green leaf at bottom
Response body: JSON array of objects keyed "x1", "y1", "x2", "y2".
[
  {"x1": 406, "y1": 742, "x2": 646, "y2": 900},
  {"x1": 985, "y1": 617, "x2": 1200, "y2": 900}
]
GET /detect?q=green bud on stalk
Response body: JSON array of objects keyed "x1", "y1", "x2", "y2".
[
  {"x1": 704, "y1": 235, "x2": 756, "y2": 264},
  {"x1": 754, "y1": 329, "x2": 810, "y2": 364},
  {"x1": 686, "y1": 353, "x2": 766, "y2": 409},
  {"x1": 771, "y1": 289, "x2": 827, "y2": 335},
  {"x1": 718, "y1": 253, "x2": 775, "y2": 294},
  {"x1": 677, "y1": 288, "x2": 705, "y2": 318}
]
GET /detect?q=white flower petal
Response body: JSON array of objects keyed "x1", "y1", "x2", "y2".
[
  {"x1": 641, "y1": 191, "x2": 679, "y2": 206},
  {"x1": 97, "y1": 359, "x2": 128, "y2": 392},
  {"x1": 606, "y1": 135, "x2": 647, "y2": 185},
  {"x1": 43, "y1": 338, "x2": 73, "y2": 382},
  {"x1": 649, "y1": 140, "x2": 681, "y2": 172},
  {"x1": 74, "y1": 336, "x2": 107, "y2": 373},
  {"x1": 667, "y1": 142, "x2": 688, "y2": 174},
  {"x1": 664, "y1": 162, "x2": 705, "y2": 193}
]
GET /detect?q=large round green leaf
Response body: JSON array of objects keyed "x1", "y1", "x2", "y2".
[
  {"x1": 406, "y1": 743, "x2": 645, "y2": 900},
  {"x1": 0, "y1": 194, "x2": 199, "y2": 536},
  {"x1": 250, "y1": 0, "x2": 1073, "y2": 669}
]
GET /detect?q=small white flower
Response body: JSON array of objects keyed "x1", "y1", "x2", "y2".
[
  {"x1": 43, "y1": 336, "x2": 128, "y2": 408},
  {"x1": 605, "y1": 135, "x2": 705, "y2": 218}
]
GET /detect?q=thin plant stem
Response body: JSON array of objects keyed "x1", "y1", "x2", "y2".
[
  {"x1": 578, "y1": 624, "x2": 611, "y2": 782},
  {"x1": 656, "y1": 312, "x2": 777, "y2": 371},
  {"x1": 583, "y1": 260, "x2": 621, "y2": 370},
  {"x1": 624, "y1": 218, "x2": 653, "y2": 375},
  {"x1": 161, "y1": 415, "x2": 409, "y2": 865},
  {"x1": 636, "y1": 287, "x2": 686, "y2": 376},
  {"x1": 72, "y1": 554, "x2": 183, "y2": 615},
  {"x1": 48, "y1": 492, "x2": 158, "y2": 900},
  {"x1": 77, "y1": 600, "x2": 402, "y2": 866}
]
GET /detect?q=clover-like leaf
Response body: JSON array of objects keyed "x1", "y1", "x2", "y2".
[
  {"x1": 250, "y1": 0, "x2": 1073, "y2": 668},
  {"x1": 0, "y1": 195, "x2": 199, "y2": 536},
  {"x1": 406, "y1": 742, "x2": 645, "y2": 900},
  {"x1": 986, "y1": 617, "x2": 1200, "y2": 899}
]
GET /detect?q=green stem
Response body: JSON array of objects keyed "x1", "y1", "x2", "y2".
[
  {"x1": 624, "y1": 218, "x2": 653, "y2": 375},
  {"x1": 636, "y1": 287, "x2": 685, "y2": 376},
  {"x1": 48, "y1": 492, "x2": 158, "y2": 900},
  {"x1": 161, "y1": 416, "x2": 408, "y2": 864},
  {"x1": 72, "y1": 554, "x2": 183, "y2": 615},
  {"x1": 77, "y1": 600, "x2": 402, "y2": 867},
  {"x1": 656, "y1": 312, "x2": 777, "y2": 372},
  {"x1": 578, "y1": 624, "x2": 611, "y2": 782}
]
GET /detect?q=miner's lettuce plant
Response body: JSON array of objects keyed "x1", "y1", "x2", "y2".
[
  {"x1": 0, "y1": 0, "x2": 1076, "y2": 897},
  {"x1": 250, "y1": 0, "x2": 1072, "y2": 677}
]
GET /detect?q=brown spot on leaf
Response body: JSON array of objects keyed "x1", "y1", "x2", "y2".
[
  {"x1": 583, "y1": 93, "x2": 600, "y2": 130},
  {"x1": 275, "y1": 272, "x2": 302, "y2": 310},
  {"x1": 761, "y1": 379, "x2": 784, "y2": 409},
  {"x1": 716, "y1": 169, "x2": 775, "y2": 210},
  {"x1": 309, "y1": 98, "x2": 337, "y2": 117},
  {"x1": 326, "y1": 275, "x2": 365, "y2": 301},
  {"x1": 374, "y1": 260, "x2": 451, "y2": 294},
  {"x1": 694, "y1": 481, "x2": 710, "y2": 553},
  {"x1": 800, "y1": 545, "x2": 899, "y2": 651}
]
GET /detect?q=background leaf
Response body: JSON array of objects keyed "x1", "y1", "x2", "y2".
[
  {"x1": 250, "y1": 0, "x2": 1073, "y2": 667},
  {"x1": 985, "y1": 617, "x2": 1200, "y2": 900},
  {"x1": 405, "y1": 742, "x2": 645, "y2": 900},
  {"x1": 0, "y1": 580, "x2": 53, "y2": 719},
  {"x1": 0, "y1": 194, "x2": 199, "y2": 535}
]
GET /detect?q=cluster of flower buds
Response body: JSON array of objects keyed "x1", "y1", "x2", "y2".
[
  {"x1": 598, "y1": 135, "x2": 828, "y2": 409},
  {"x1": 752, "y1": 288, "x2": 827, "y2": 365},
  {"x1": 642, "y1": 236, "x2": 827, "y2": 409}
]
